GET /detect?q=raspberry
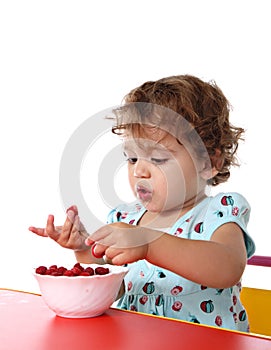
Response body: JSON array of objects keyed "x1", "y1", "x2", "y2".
[
  {"x1": 46, "y1": 265, "x2": 58, "y2": 275},
  {"x1": 73, "y1": 262, "x2": 84, "y2": 271},
  {"x1": 63, "y1": 270, "x2": 75, "y2": 277},
  {"x1": 35, "y1": 266, "x2": 47, "y2": 275},
  {"x1": 84, "y1": 267, "x2": 94, "y2": 276},
  {"x1": 80, "y1": 271, "x2": 91, "y2": 276},
  {"x1": 35, "y1": 264, "x2": 110, "y2": 277},
  {"x1": 71, "y1": 267, "x2": 82, "y2": 276},
  {"x1": 57, "y1": 266, "x2": 67, "y2": 275},
  {"x1": 95, "y1": 267, "x2": 110, "y2": 275},
  {"x1": 50, "y1": 271, "x2": 62, "y2": 276},
  {"x1": 46, "y1": 266, "x2": 59, "y2": 275}
]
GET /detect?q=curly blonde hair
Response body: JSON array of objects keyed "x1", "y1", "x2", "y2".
[{"x1": 112, "y1": 75, "x2": 244, "y2": 186}]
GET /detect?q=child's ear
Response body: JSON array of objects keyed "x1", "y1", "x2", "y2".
[
  {"x1": 199, "y1": 149, "x2": 222, "y2": 180},
  {"x1": 199, "y1": 165, "x2": 219, "y2": 181}
]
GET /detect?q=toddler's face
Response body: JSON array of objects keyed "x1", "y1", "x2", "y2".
[{"x1": 123, "y1": 129, "x2": 207, "y2": 214}]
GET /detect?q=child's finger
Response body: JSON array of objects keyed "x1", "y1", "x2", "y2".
[
  {"x1": 85, "y1": 236, "x2": 95, "y2": 246},
  {"x1": 104, "y1": 247, "x2": 125, "y2": 266},
  {"x1": 46, "y1": 214, "x2": 59, "y2": 240},
  {"x1": 61, "y1": 210, "x2": 76, "y2": 237},
  {"x1": 91, "y1": 243, "x2": 106, "y2": 258},
  {"x1": 73, "y1": 215, "x2": 81, "y2": 230},
  {"x1": 66, "y1": 210, "x2": 76, "y2": 223},
  {"x1": 66, "y1": 205, "x2": 78, "y2": 215},
  {"x1": 28, "y1": 226, "x2": 48, "y2": 237}
]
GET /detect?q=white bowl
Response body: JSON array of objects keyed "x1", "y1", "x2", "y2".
[{"x1": 33, "y1": 264, "x2": 128, "y2": 318}]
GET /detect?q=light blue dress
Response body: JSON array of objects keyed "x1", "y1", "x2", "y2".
[{"x1": 107, "y1": 192, "x2": 255, "y2": 331}]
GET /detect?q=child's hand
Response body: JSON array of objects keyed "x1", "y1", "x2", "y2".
[
  {"x1": 29, "y1": 205, "x2": 89, "y2": 252},
  {"x1": 85, "y1": 222, "x2": 163, "y2": 265}
]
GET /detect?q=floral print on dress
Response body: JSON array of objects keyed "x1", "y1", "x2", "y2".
[
  {"x1": 172, "y1": 301, "x2": 183, "y2": 312},
  {"x1": 171, "y1": 286, "x2": 183, "y2": 295},
  {"x1": 174, "y1": 227, "x2": 183, "y2": 236},
  {"x1": 200, "y1": 300, "x2": 215, "y2": 313},
  {"x1": 215, "y1": 315, "x2": 223, "y2": 327},
  {"x1": 139, "y1": 296, "x2": 148, "y2": 305},
  {"x1": 232, "y1": 207, "x2": 239, "y2": 216},
  {"x1": 156, "y1": 295, "x2": 163, "y2": 306},
  {"x1": 221, "y1": 195, "x2": 234, "y2": 206},
  {"x1": 194, "y1": 222, "x2": 204, "y2": 233},
  {"x1": 142, "y1": 282, "x2": 155, "y2": 294}
]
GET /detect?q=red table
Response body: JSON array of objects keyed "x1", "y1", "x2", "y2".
[{"x1": 0, "y1": 289, "x2": 270, "y2": 350}]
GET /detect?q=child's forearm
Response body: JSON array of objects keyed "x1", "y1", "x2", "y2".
[{"x1": 146, "y1": 228, "x2": 246, "y2": 289}]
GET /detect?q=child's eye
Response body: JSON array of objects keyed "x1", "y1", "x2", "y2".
[
  {"x1": 151, "y1": 158, "x2": 168, "y2": 165},
  {"x1": 123, "y1": 151, "x2": 137, "y2": 164},
  {"x1": 127, "y1": 157, "x2": 138, "y2": 164}
]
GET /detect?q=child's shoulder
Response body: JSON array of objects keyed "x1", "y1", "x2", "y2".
[
  {"x1": 194, "y1": 191, "x2": 250, "y2": 234},
  {"x1": 188, "y1": 192, "x2": 250, "y2": 221},
  {"x1": 208, "y1": 191, "x2": 250, "y2": 209},
  {"x1": 204, "y1": 192, "x2": 255, "y2": 258},
  {"x1": 203, "y1": 192, "x2": 251, "y2": 221}
]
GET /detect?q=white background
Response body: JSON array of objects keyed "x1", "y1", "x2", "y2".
[{"x1": 0, "y1": 0, "x2": 270, "y2": 293}]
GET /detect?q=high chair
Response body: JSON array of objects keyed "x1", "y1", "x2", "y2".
[{"x1": 240, "y1": 255, "x2": 271, "y2": 337}]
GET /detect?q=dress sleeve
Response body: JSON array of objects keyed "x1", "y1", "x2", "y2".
[{"x1": 204, "y1": 192, "x2": 256, "y2": 258}]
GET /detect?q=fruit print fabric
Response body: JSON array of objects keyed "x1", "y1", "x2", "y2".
[{"x1": 107, "y1": 192, "x2": 255, "y2": 332}]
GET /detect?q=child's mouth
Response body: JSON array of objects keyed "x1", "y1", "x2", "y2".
[{"x1": 136, "y1": 184, "x2": 153, "y2": 202}]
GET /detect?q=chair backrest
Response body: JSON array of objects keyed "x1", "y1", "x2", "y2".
[
  {"x1": 240, "y1": 287, "x2": 271, "y2": 336},
  {"x1": 240, "y1": 255, "x2": 271, "y2": 337},
  {"x1": 247, "y1": 255, "x2": 271, "y2": 267}
]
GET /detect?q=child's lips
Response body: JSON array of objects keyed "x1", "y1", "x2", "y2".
[{"x1": 136, "y1": 184, "x2": 153, "y2": 202}]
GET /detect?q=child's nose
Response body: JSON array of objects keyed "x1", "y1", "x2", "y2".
[{"x1": 133, "y1": 159, "x2": 151, "y2": 178}]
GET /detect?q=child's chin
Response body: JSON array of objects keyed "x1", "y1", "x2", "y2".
[{"x1": 142, "y1": 202, "x2": 161, "y2": 213}]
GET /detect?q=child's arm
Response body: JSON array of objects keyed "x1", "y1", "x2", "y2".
[
  {"x1": 86, "y1": 221, "x2": 247, "y2": 289},
  {"x1": 146, "y1": 222, "x2": 247, "y2": 288}
]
